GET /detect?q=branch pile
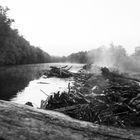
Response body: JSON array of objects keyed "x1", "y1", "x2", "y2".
[
  {"x1": 41, "y1": 65, "x2": 140, "y2": 128},
  {"x1": 46, "y1": 65, "x2": 73, "y2": 78}
]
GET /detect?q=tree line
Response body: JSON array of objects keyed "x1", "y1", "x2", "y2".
[
  {"x1": 1, "y1": 5, "x2": 140, "y2": 69},
  {"x1": 0, "y1": 5, "x2": 93, "y2": 65},
  {"x1": 0, "y1": 6, "x2": 51, "y2": 65}
]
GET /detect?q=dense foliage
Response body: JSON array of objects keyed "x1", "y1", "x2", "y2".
[
  {"x1": 67, "y1": 51, "x2": 88, "y2": 63},
  {"x1": 0, "y1": 6, "x2": 51, "y2": 65}
]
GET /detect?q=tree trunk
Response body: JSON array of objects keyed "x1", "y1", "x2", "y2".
[{"x1": 0, "y1": 100, "x2": 140, "y2": 140}]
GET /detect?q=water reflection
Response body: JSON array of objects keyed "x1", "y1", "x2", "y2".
[
  {"x1": 0, "y1": 66, "x2": 37, "y2": 100},
  {"x1": 0, "y1": 63, "x2": 83, "y2": 106},
  {"x1": 11, "y1": 77, "x2": 73, "y2": 107}
]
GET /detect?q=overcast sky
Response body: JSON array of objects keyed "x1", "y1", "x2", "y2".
[{"x1": 1, "y1": 0, "x2": 140, "y2": 56}]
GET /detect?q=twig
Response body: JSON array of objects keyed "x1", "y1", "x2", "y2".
[
  {"x1": 37, "y1": 82, "x2": 49, "y2": 84},
  {"x1": 61, "y1": 65, "x2": 68, "y2": 69},
  {"x1": 40, "y1": 89, "x2": 49, "y2": 97},
  {"x1": 68, "y1": 82, "x2": 70, "y2": 94},
  {"x1": 66, "y1": 66, "x2": 72, "y2": 70}
]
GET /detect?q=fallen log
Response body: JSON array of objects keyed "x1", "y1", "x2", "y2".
[{"x1": 0, "y1": 100, "x2": 140, "y2": 140}]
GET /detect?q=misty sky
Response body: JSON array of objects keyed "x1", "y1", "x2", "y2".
[{"x1": 1, "y1": 0, "x2": 140, "y2": 56}]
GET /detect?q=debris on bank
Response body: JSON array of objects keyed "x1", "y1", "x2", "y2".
[
  {"x1": 45, "y1": 65, "x2": 73, "y2": 78},
  {"x1": 25, "y1": 102, "x2": 34, "y2": 107},
  {"x1": 40, "y1": 65, "x2": 140, "y2": 128}
]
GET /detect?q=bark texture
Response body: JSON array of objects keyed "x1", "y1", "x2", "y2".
[{"x1": 0, "y1": 100, "x2": 140, "y2": 140}]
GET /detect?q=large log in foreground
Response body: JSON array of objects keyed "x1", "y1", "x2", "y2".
[{"x1": 0, "y1": 101, "x2": 140, "y2": 140}]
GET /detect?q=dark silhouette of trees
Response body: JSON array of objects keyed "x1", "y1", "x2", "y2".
[
  {"x1": 2, "y1": 5, "x2": 140, "y2": 67},
  {"x1": 67, "y1": 51, "x2": 88, "y2": 63},
  {"x1": 132, "y1": 47, "x2": 140, "y2": 59},
  {"x1": 0, "y1": 5, "x2": 90, "y2": 66},
  {"x1": 0, "y1": 6, "x2": 51, "y2": 66}
]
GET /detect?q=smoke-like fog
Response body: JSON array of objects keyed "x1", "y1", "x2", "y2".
[{"x1": 88, "y1": 44, "x2": 140, "y2": 74}]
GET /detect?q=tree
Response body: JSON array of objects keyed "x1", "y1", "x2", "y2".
[{"x1": 0, "y1": 5, "x2": 52, "y2": 65}]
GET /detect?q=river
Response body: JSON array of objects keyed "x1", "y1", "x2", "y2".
[{"x1": 0, "y1": 63, "x2": 83, "y2": 107}]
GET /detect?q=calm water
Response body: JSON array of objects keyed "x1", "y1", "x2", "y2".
[{"x1": 0, "y1": 63, "x2": 83, "y2": 107}]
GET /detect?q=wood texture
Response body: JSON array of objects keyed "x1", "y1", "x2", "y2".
[{"x1": 0, "y1": 100, "x2": 140, "y2": 140}]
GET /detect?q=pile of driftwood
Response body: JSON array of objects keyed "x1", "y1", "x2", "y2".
[
  {"x1": 45, "y1": 65, "x2": 73, "y2": 78},
  {"x1": 41, "y1": 91, "x2": 88, "y2": 110},
  {"x1": 41, "y1": 65, "x2": 140, "y2": 128}
]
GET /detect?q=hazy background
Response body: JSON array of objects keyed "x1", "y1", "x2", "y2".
[{"x1": 1, "y1": 0, "x2": 140, "y2": 56}]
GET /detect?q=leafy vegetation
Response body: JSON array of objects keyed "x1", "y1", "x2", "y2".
[
  {"x1": 0, "y1": 6, "x2": 51, "y2": 65},
  {"x1": 67, "y1": 51, "x2": 88, "y2": 63}
]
